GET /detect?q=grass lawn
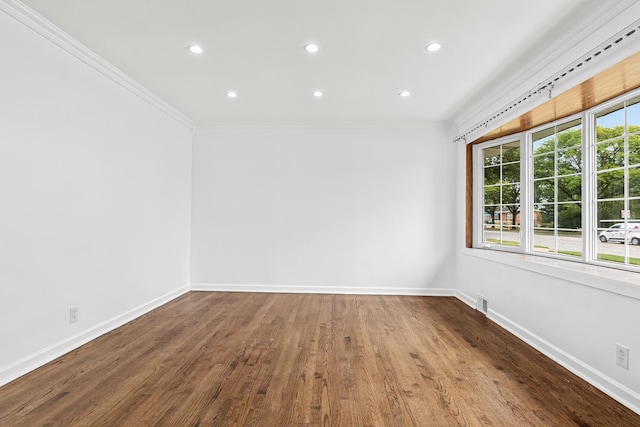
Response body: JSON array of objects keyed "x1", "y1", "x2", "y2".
[
  {"x1": 485, "y1": 238, "x2": 520, "y2": 247},
  {"x1": 487, "y1": 244, "x2": 640, "y2": 265},
  {"x1": 597, "y1": 253, "x2": 640, "y2": 265}
]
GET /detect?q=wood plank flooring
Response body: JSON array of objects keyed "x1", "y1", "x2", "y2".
[{"x1": 0, "y1": 292, "x2": 638, "y2": 426}]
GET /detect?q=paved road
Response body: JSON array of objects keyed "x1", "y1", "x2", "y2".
[{"x1": 484, "y1": 229, "x2": 640, "y2": 258}]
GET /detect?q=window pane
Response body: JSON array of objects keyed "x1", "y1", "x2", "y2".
[
  {"x1": 484, "y1": 187, "x2": 500, "y2": 205},
  {"x1": 631, "y1": 199, "x2": 640, "y2": 221},
  {"x1": 502, "y1": 206, "x2": 519, "y2": 227},
  {"x1": 533, "y1": 133, "x2": 555, "y2": 154},
  {"x1": 533, "y1": 179, "x2": 554, "y2": 203},
  {"x1": 630, "y1": 167, "x2": 640, "y2": 198},
  {"x1": 557, "y1": 175, "x2": 581, "y2": 202},
  {"x1": 627, "y1": 97, "x2": 640, "y2": 133},
  {"x1": 502, "y1": 184, "x2": 520, "y2": 204},
  {"x1": 596, "y1": 104, "x2": 624, "y2": 141},
  {"x1": 557, "y1": 119, "x2": 582, "y2": 149},
  {"x1": 597, "y1": 200, "x2": 625, "y2": 227},
  {"x1": 558, "y1": 203, "x2": 582, "y2": 229},
  {"x1": 533, "y1": 229, "x2": 556, "y2": 253},
  {"x1": 557, "y1": 230, "x2": 582, "y2": 257},
  {"x1": 484, "y1": 166, "x2": 500, "y2": 186},
  {"x1": 502, "y1": 162, "x2": 519, "y2": 183},
  {"x1": 597, "y1": 169, "x2": 624, "y2": 199},
  {"x1": 483, "y1": 225, "x2": 521, "y2": 246},
  {"x1": 596, "y1": 139, "x2": 625, "y2": 170},
  {"x1": 502, "y1": 141, "x2": 520, "y2": 162},
  {"x1": 483, "y1": 205, "x2": 499, "y2": 225},
  {"x1": 558, "y1": 146, "x2": 582, "y2": 175},
  {"x1": 596, "y1": 215, "x2": 640, "y2": 267},
  {"x1": 503, "y1": 227, "x2": 521, "y2": 246},
  {"x1": 536, "y1": 203, "x2": 555, "y2": 228},
  {"x1": 483, "y1": 146, "x2": 501, "y2": 166},
  {"x1": 532, "y1": 209, "x2": 542, "y2": 227},
  {"x1": 481, "y1": 139, "x2": 521, "y2": 249},
  {"x1": 483, "y1": 226, "x2": 497, "y2": 240},
  {"x1": 630, "y1": 134, "x2": 640, "y2": 166},
  {"x1": 596, "y1": 233, "x2": 626, "y2": 265},
  {"x1": 533, "y1": 153, "x2": 554, "y2": 179}
]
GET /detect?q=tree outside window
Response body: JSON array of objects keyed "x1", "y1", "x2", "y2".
[{"x1": 532, "y1": 119, "x2": 582, "y2": 256}]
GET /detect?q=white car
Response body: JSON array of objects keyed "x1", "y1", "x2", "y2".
[{"x1": 599, "y1": 222, "x2": 640, "y2": 244}]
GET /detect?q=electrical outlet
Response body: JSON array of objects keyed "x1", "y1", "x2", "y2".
[
  {"x1": 616, "y1": 343, "x2": 629, "y2": 369},
  {"x1": 69, "y1": 307, "x2": 79, "y2": 324}
]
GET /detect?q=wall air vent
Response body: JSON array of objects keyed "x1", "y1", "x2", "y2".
[{"x1": 477, "y1": 295, "x2": 489, "y2": 315}]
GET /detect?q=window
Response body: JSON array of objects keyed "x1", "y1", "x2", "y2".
[
  {"x1": 532, "y1": 119, "x2": 582, "y2": 257},
  {"x1": 594, "y1": 95, "x2": 640, "y2": 266},
  {"x1": 474, "y1": 89, "x2": 640, "y2": 271},
  {"x1": 482, "y1": 140, "x2": 521, "y2": 247}
]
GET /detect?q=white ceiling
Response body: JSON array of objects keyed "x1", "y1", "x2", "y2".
[{"x1": 21, "y1": 0, "x2": 599, "y2": 125}]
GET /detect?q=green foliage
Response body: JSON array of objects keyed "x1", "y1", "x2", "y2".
[
  {"x1": 558, "y1": 250, "x2": 582, "y2": 257},
  {"x1": 558, "y1": 203, "x2": 582, "y2": 229},
  {"x1": 483, "y1": 143, "x2": 520, "y2": 224},
  {"x1": 594, "y1": 125, "x2": 640, "y2": 222},
  {"x1": 532, "y1": 128, "x2": 582, "y2": 229},
  {"x1": 485, "y1": 238, "x2": 520, "y2": 247},
  {"x1": 484, "y1": 123, "x2": 637, "y2": 229},
  {"x1": 557, "y1": 129, "x2": 582, "y2": 173},
  {"x1": 630, "y1": 132, "x2": 640, "y2": 165},
  {"x1": 596, "y1": 127, "x2": 625, "y2": 169}
]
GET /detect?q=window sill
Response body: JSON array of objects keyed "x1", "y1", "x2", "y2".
[{"x1": 462, "y1": 247, "x2": 640, "y2": 301}]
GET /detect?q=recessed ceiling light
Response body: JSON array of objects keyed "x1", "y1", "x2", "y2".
[
  {"x1": 426, "y1": 42, "x2": 441, "y2": 52},
  {"x1": 399, "y1": 91, "x2": 411, "y2": 97},
  {"x1": 313, "y1": 90, "x2": 323, "y2": 97},
  {"x1": 227, "y1": 91, "x2": 237, "y2": 98},
  {"x1": 304, "y1": 43, "x2": 319, "y2": 53},
  {"x1": 188, "y1": 45, "x2": 203, "y2": 54}
]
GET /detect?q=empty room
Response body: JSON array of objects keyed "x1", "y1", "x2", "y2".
[{"x1": 1, "y1": 0, "x2": 640, "y2": 425}]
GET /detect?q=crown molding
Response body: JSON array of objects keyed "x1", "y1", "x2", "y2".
[
  {"x1": 194, "y1": 121, "x2": 456, "y2": 132},
  {"x1": 190, "y1": 283, "x2": 458, "y2": 297},
  {"x1": 0, "y1": 0, "x2": 195, "y2": 130}
]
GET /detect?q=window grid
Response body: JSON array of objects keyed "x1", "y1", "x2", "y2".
[
  {"x1": 593, "y1": 96, "x2": 640, "y2": 267},
  {"x1": 475, "y1": 88, "x2": 640, "y2": 272},
  {"x1": 531, "y1": 119, "x2": 583, "y2": 258},
  {"x1": 481, "y1": 141, "x2": 522, "y2": 248}
]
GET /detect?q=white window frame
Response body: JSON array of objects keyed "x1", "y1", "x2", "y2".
[
  {"x1": 588, "y1": 91, "x2": 640, "y2": 269},
  {"x1": 528, "y1": 114, "x2": 584, "y2": 261},
  {"x1": 473, "y1": 87, "x2": 640, "y2": 273},
  {"x1": 473, "y1": 134, "x2": 526, "y2": 253}
]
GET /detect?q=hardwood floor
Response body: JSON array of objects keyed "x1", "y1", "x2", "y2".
[{"x1": 0, "y1": 292, "x2": 638, "y2": 426}]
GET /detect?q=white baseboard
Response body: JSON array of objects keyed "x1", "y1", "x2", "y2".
[
  {"x1": 0, "y1": 285, "x2": 189, "y2": 388},
  {"x1": 443, "y1": 289, "x2": 640, "y2": 414},
  {"x1": 488, "y1": 309, "x2": 640, "y2": 415},
  {"x1": 190, "y1": 283, "x2": 457, "y2": 296}
]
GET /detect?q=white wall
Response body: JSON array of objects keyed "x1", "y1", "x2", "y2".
[
  {"x1": 191, "y1": 125, "x2": 455, "y2": 293},
  {"x1": 453, "y1": 4, "x2": 640, "y2": 413},
  {"x1": 454, "y1": 141, "x2": 640, "y2": 412},
  {"x1": 0, "y1": 7, "x2": 192, "y2": 385},
  {"x1": 4, "y1": 0, "x2": 637, "y2": 416}
]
